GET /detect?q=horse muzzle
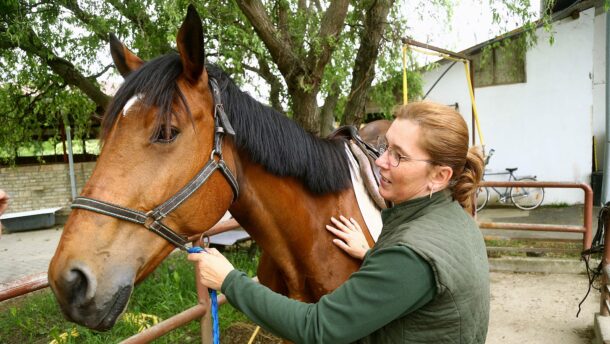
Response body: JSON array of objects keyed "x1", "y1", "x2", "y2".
[{"x1": 49, "y1": 260, "x2": 134, "y2": 331}]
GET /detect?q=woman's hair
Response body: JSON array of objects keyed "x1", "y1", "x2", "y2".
[{"x1": 395, "y1": 102, "x2": 484, "y2": 212}]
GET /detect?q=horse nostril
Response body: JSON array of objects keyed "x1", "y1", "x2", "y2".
[{"x1": 64, "y1": 265, "x2": 97, "y2": 306}]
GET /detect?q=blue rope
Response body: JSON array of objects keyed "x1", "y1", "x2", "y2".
[{"x1": 188, "y1": 246, "x2": 220, "y2": 344}]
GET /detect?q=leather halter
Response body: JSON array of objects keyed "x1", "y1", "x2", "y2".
[{"x1": 71, "y1": 78, "x2": 239, "y2": 251}]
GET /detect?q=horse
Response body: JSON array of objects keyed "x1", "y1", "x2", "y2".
[
  {"x1": 358, "y1": 119, "x2": 392, "y2": 148},
  {"x1": 48, "y1": 5, "x2": 376, "y2": 331}
]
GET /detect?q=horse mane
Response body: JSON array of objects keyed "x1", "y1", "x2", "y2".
[{"x1": 102, "y1": 54, "x2": 351, "y2": 195}]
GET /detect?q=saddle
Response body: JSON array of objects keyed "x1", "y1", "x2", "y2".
[{"x1": 329, "y1": 125, "x2": 390, "y2": 209}]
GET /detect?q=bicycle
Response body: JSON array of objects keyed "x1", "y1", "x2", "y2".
[{"x1": 476, "y1": 149, "x2": 545, "y2": 211}]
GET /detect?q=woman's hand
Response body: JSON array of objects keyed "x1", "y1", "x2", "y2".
[
  {"x1": 187, "y1": 248, "x2": 235, "y2": 290},
  {"x1": 326, "y1": 215, "x2": 370, "y2": 260},
  {"x1": 0, "y1": 190, "x2": 8, "y2": 215}
]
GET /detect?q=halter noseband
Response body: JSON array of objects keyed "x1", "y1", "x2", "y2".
[{"x1": 71, "y1": 78, "x2": 239, "y2": 251}]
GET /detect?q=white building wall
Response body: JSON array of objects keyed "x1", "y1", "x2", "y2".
[
  {"x1": 593, "y1": 12, "x2": 606, "y2": 176},
  {"x1": 421, "y1": 8, "x2": 597, "y2": 204}
]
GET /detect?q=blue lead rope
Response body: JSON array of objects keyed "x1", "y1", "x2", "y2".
[{"x1": 188, "y1": 246, "x2": 220, "y2": 344}]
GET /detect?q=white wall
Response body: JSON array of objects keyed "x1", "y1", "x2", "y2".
[
  {"x1": 593, "y1": 11, "x2": 606, "y2": 177},
  {"x1": 421, "y1": 8, "x2": 597, "y2": 204}
]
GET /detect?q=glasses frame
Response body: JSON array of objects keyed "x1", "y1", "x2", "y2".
[{"x1": 377, "y1": 140, "x2": 436, "y2": 168}]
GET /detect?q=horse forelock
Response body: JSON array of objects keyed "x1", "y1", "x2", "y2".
[
  {"x1": 102, "y1": 57, "x2": 351, "y2": 194},
  {"x1": 102, "y1": 54, "x2": 187, "y2": 142}
]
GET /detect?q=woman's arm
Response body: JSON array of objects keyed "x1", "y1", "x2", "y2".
[{"x1": 218, "y1": 246, "x2": 436, "y2": 343}]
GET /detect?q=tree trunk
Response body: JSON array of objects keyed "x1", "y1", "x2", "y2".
[
  {"x1": 342, "y1": 0, "x2": 394, "y2": 125},
  {"x1": 292, "y1": 89, "x2": 320, "y2": 135},
  {"x1": 319, "y1": 81, "x2": 341, "y2": 137}
]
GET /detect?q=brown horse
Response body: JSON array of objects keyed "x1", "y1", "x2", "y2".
[
  {"x1": 358, "y1": 119, "x2": 392, "y2": 148},
  {"x1": 48, "y1": 6, "x2": 374, "y2": 331}
]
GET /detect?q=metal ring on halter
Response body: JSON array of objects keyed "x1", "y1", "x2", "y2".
[
  {"x1": 143, "y1": 210, "x2": 156, "y2": 229},
  {"x1": 198, "y1": 232, "x2": 211, "y2": 248},
  {"x1": 210, "y1": 149, "x2": 222, "y2": 161}
]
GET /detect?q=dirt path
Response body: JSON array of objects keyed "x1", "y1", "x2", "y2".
[{"x1": 488, "y1": 271, "x2": 597, "y2": 344}]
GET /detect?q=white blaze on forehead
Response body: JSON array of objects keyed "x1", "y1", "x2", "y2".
[{"x1": 122, "y1": 94, "x2": 143, "y2": 117}]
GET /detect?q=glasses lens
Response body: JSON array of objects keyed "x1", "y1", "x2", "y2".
[{"x1": 388, "y1": 147, "x2": 401, "y2": 167}]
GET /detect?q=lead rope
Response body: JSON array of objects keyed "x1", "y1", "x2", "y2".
[
  {"x1": 188, "y1": 246, "x2": 220, "y2": 344},
  {"x1": 577, "y1": 204, "x2": 610, "y2": 317}
]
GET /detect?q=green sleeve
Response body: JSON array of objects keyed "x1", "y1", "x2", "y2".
[{"x1": 221, "y1": 246, "x2": 436, "y2": 343}]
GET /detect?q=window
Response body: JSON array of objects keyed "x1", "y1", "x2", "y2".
[{"x1": 472, "y1": 36, "x2": 527, "y2": 87}]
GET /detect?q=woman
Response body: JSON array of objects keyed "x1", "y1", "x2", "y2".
[
  {"x1": 189, "y1": 102, "x2": 489, "y2": 343},
  {"x1": 0, "y1": 189, "x2": 8, "y2": 236}
]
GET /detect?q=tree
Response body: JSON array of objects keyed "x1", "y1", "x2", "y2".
[{"x1": 0, "y1": 0, "x2": 541, "y2": 162}]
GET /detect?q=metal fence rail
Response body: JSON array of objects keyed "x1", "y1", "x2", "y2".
[{"x1": 477, "y1": 181, "x2": 593, "y2": 250}]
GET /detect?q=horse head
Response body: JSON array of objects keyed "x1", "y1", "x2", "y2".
[{"x1": 48, "y1": 6, "x2": 237, "y2": 330}]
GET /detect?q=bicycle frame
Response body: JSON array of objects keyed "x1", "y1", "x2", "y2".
[{"x1": 483, "y1": 170, "x2": 518, "y2": 203}]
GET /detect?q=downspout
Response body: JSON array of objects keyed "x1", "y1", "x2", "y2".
[
  {"x1": 603, "y1": 12, "x2": 610, "y2": 205},
  {"x1": 603, "y1": 11, "x2": 610, "y2": 205}
]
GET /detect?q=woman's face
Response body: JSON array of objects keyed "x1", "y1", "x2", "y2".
[{"x1": 375, "y1": 119, "x2": 434, "y2": 204}]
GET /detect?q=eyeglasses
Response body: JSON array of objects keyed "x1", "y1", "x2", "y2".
[{"x1": 378, "y1": 137, "x2": 435, "y2": 167}]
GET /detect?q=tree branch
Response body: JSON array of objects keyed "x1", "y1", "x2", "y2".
[
  {"x1": 106, "y1": 0, "x2": 173, "y2": 54},
  {"x1": 88, "y1": 64, "x2": 113, "y2": 79},
  {"x1": 307, "y1": 0, "x2": 349, "y2": 77},
  {"x1": 58, "y1": 0, "x2": 109, "y2": 42},
  {"x1": 14, "y1": 28, "x2": 110, "y2": 112},
  {"x1": 236, "y1": 0, "x2": 303, "y2": 83},
  {"x1": 343, "y1": 0, "x2": 395, "y2": 125}
]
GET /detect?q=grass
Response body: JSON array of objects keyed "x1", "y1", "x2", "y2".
[
  {"x1": 485, "y1": 238, "x2": 583, "y2": 258},
  {"x1": 0, "y1": 245, "x2": 259, "y2": 344},
  {"x1": 0, "y1": 139, "x2": 100, "y2": 159}
]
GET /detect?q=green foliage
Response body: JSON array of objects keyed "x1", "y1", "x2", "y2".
[
  {"x1": 0, "y1": 0, "x2": 550, "y2": 159},
  {"x1": 0, "y1": 245, "x2": 260, "y2": 343}
]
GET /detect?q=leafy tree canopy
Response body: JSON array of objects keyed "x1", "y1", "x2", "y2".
[{"x1": 1, "y1": 0, "x2": 541, "y2": 163}]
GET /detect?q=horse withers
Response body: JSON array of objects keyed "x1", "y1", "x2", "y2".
[{"x1": 48, "y1": 6, "x2": 377, "y2": 331}]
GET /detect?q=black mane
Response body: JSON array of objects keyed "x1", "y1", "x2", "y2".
[{"x1": 103, "y1": 54, "x2": 351, "y2": 194}]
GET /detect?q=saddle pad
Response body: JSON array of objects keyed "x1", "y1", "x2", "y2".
[{"x1": 345, "y1": 144, "x2": 383, "y2": 242}]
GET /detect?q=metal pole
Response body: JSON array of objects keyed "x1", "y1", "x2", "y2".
[
  {"x1": 62, "y1": 114, "x2": 77, "y2": 200},
  {"x1": 601, "y1": 208, "x2": 610, "y2": 315},
  {"x1": 602, "y1": 11, "x2": 610, "y2": 205}
]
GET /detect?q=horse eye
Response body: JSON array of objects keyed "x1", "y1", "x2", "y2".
[{"x1": 155, "y1": 127, "x2": 180, "y2": 144}]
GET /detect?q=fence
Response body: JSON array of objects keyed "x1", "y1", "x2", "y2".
[
  {"x1": 0, "y1": 219, "x2": 243, "y2": 343},
  {"x1": 477, "y1": 181, "x2": 593, "y2": 251},
  {"x1": 1, "y1": 180, "x2": 596, "y2": 342}
]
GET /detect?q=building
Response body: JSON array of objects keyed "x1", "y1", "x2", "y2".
[{"x1": 419, "y1": 0, "x2": 605, "y2": 204}]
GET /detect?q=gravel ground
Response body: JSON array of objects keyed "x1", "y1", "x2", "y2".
[{"x1": 487, "y1": 271, "x2": 598, "y2": 344}]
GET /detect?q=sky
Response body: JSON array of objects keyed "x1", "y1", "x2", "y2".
[{"x1": 401, "y1": 0, "x2": 542, "y2": 64}]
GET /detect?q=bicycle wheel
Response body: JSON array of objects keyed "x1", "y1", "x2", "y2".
[
  {"x1": 476, "y1": 186, "x2": 489, "y2": 211},
  {"x1": 510, "y1": 177, "x2": 544, "y2": 210}
]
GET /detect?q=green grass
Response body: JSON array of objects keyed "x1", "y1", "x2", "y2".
[
  {"x1": 0, "y1": 139, "x2": 100, "y2": 159},
  {"x1": 0, "y1": 245, "x2": 259, "y2": 344},
  {"x1": 485, "y1": 238, "x2": 583, "y2": 258}
]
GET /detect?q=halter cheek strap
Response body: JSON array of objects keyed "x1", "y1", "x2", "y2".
[{"x1": 71, "y1": 77, "x2": 239, "y2": 251}]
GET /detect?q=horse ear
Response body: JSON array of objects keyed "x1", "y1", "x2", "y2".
[
  {"x1": 177, "y1": 5, "x2": 205, "y2": 83},
  {"x1": 109, "y1": 33, "x2": 144, "y2": 77}
]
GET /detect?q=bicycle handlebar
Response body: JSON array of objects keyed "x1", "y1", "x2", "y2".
[{"x1": 484, "y1": 149, "x2": 495, "y2": 166}]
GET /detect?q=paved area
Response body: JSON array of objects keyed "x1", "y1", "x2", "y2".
[
  {"x1": 487, "y1": 271, "x2": 598, "y2": 344},
  {"x1": 0, "y1": 226, "x2": 62, "y2": 284}
]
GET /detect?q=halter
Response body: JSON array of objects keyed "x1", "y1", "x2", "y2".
[{"x1": 71, "y1": 78, "x2": 239, "y2": 251}]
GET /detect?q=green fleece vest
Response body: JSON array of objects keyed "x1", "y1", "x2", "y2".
[{"x1": 360, "y1": 190, "x2": 490, "y2": 344}]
